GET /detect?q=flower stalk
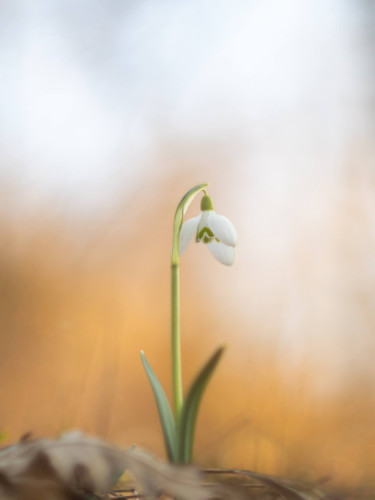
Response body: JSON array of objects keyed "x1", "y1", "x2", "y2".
[
  {"x1": 171, "y1": 261, "x2": 182, "y2": 420},
  {"x1": 170, "y1": 184, "x2": 209, "y2": 422}
]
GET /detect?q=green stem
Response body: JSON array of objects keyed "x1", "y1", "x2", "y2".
[
  {"x1": 170, "y1": 183, "x2": 209, "y2": 424},
  {"x1": 171, "y1": 262, "x2": 182, "y2": 421}
]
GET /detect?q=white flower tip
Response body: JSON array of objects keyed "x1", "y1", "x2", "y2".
[
  {"x1": 207, "y1": 213, "x2": 238, "y2": 247},
  {"x1": 208, "y1": 241, "x2": 236, "y2": 266}
]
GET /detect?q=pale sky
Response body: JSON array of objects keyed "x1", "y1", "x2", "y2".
[{"x1": 0, "y1": 0, "x2": 372, "y2": 214}]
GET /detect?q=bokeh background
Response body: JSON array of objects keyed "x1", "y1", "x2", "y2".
[{"x1": 1, "y1": 0, "x2": 375, "y2": 494}]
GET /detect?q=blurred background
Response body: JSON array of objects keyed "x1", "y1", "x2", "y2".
[{"x1": 1, "y1": 0, "x2": 375, "y2": 493}]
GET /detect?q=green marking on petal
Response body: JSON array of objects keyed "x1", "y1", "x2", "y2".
[{"x1": 197, "y1": 227, "x2": 214, "y2": 242}]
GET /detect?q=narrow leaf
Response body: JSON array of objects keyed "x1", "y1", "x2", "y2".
[
  {"x1": 140, "y1": 351, "x2": 177, "y2": 462},
  {"x1": 177, "y1": 344, "x2": 226, "y2": 463}
]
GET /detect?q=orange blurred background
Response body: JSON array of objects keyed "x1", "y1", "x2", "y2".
[{"x1": 1, "y1": 1, "x2": 375, "y2": 494}]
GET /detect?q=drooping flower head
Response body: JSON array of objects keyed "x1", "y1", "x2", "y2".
[{"x1": 179, "y1": 194, "x2": 238, "y2": 266}]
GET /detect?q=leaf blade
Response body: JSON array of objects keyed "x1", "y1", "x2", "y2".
[
  {"x1": 140, "y1": 351, "x2": 177, "y2": 462},
  {"x1": 177, "y1": 344, "x2": 226, "y2": 463}
]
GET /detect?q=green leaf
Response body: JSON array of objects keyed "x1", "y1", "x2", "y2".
[
  {"x1": 177, "y1": 344, "x2": 226, "y2": 463},
  {"x1": 140, "y1": 351, "x2": 177, "y2": 462}
]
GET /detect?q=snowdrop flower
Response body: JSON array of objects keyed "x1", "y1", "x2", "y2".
[{"x1": 179, "y1": 195, "x2": 238, "y2": 266}]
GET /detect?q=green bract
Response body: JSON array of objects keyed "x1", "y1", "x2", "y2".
[{"x1": 171, "y1": 183, "x2": 209, "y2": 266}]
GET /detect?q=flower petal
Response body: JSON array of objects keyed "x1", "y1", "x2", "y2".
[
  {"x1": 179, "y1": 215, "x2": 200, "y2": 254},
  {"x1": 207, "y1": 241, "x2": 236, "y2": 266},
  {"x1": 207, "y1": 213, "x2": 238, "y2": 246}
]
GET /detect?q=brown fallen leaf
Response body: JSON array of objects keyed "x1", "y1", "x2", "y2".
[
  {"x1": 0, "y1": 431, "x2": 213, "y2": 500},
  {"x1": 0, "y1": 432, "x2": 332, "y2": 499},
  {"x1": 204, "y1": 468, "x2": 330, "y2": 500}
]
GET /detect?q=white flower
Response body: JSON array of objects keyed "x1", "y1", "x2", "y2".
[{"x1": 179, "y1": 195, "x2": 238, "y2": 266}]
